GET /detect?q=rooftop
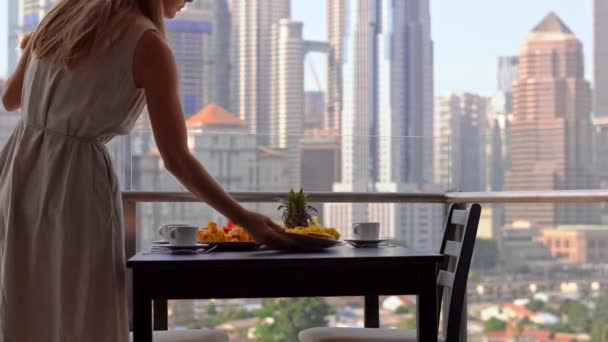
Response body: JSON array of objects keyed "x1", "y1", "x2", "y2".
[
  {"x1": 552, "y1": 225, "x2": 608, "y2": 232},
  {"x1": 186, "y1": 103, "x2": 244, "y2": 128},
  {"x1": 532, "y1": 12, "x2": 573, "y2": 34},
  {"x1": 257, "y1": 146, "x2": 285, "y2": 157}
]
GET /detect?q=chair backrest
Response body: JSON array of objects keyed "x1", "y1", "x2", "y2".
[{"x1": 437, "y1": 203, "x2": 481, "y2": 341}]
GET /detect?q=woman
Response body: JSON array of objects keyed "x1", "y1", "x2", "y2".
[{"x1": 0, "y1": 0, "x2": 289, "y2": 341}]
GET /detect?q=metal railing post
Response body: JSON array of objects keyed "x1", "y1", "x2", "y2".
[
  {"x1": 123, "y1": 199, "x2": 137, "y2": 329},
  {"x1": 124, "y1": 199, "x2": 137, "y2": 259}
]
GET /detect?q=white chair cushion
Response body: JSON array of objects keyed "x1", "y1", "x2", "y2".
[
  {"x1": 129, "y1": 329, "x2": 228, "y2": 342},
  {"x1": 299, "y1": 327, "x2": 417, "y2": 342}
]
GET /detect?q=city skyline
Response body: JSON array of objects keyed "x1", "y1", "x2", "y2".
[
  {"x1": 292, "y1": 0, "x2": 592, "y2": 95},
  {"x1": 0, "y1": 1, "x2": 593, "y2": 98}
]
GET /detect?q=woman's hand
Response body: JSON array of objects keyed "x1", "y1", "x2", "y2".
[
  {"x1": 235, "y1": 210, "x2": 293, "y2": 248},
  {"x1": 2, "y1": 33, "x2": 32, "y2": 111}
]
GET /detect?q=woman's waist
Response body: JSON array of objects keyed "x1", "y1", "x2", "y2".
[{"x1": 21, "y1": 120, "x2": 119, "y2": 144}]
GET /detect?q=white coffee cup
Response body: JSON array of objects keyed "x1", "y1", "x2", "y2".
[
  {"x1": 158, "y1": 224, "x2": 199, "y2": 246},
  {"x1": 352, "y1": 222, "x2": 380, "y2": 240}
]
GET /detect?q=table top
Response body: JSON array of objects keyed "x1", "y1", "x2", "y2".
[{"x1": 127, "y1": 245, "x2": 444, "y2": 269}]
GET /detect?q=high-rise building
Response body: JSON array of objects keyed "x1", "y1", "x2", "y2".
[
  {"x1": 505, "y1": 13, "x2": 598, "y2": 228},
  {"x1": 187, "y1": 0, "x2": 232, "y2": 109},
  {"x1": 325, "y1": 0, "x2": 438, "y2": 249},
  {"x1": 326, "y1": 0, "x2": 344, "y2": 131},
  {"x1": 434, "y1": 93, "x2": 488, "y2": 192},
  {"x1": 497, "y1": 56, "x2": 519, "y2": 113},
  {"x1": 299, "y1": 134, "x2": 341, "y2": 219},
  {"x1": 595, "y1": 0, "x2": 608, "y2": 118},
  {"x1": 592, "y1": 0, "x2": 608, "y2": 222},
  {"x1": 230, "y1": 0, "x2": 290, "y2": 144},
  {"x1": 269, "y1": 19, "x2": 305, "y2": 187},
  {"x1": 390, "y1": 0, "x2": 434, "y2": 185},
  {"x1": 165, "y1": 9, "x2": 214, "y2": 117},
  {"x1": 486, "y1": 95, "x2": 513, "y2": 232},
  {"x1": 304, "y1": 91, "x2": 325, "y2": 130},
  {"x1": 1, "y1": 0, "x2": 19, "y2": 76}
]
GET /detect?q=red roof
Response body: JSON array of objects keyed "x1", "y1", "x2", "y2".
[
  {"x1": 554, "y1": 333, "x2": 579, "y2": 342},
  {"x1": 186, "y1": 103, "x2": 244, "y2": 128},
  {"x1": 486, "y1": 331, "x2": 509, "y2": 338},
  {"x1": 504, "y1": 303, "x2": 534, "y2": 318},
  {"x1": 485, "y1": 329, "x2": 577, "y2": 342}
]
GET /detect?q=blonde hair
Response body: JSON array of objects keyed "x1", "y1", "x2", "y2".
[{"x1": 29, "y1": 0, "x2": 166, "y2": 69}]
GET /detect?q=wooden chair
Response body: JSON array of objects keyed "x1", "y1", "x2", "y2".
[
  {"x1": 299, "y1": 203, "x2": 481, "y2": 342},
  {"x1": 129, "y1": 329, "x2": 228, "y2": 342}
]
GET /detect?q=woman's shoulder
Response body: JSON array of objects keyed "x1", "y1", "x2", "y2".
[
  {"x1": 123, "y1": 11, "x2": 158, "y2": 35},
  {"x1": 111, "y1": 11, "x2": 160, "y2": 56}
]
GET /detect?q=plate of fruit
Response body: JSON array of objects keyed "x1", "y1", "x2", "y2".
[
  {"x1": 279, "y1": 189, "x2": 342, "y2": 250},
  {"x1": 198, "y1": 220, "x2": 261, "y2": 251}
]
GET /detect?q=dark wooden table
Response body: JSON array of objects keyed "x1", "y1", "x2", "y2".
[{"x1": 128, "y1": 246, "x2": 444, "y2": 342}]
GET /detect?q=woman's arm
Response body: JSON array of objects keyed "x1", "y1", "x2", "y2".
[
  {"x1": 133, "y1": 31, "x2": 289, "y2": 247},
  {"x1": 1, "y1": 34, "x2": 32, "y2": 111}
]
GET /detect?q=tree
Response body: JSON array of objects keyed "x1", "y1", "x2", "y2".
[
  {"x1": 395, "y1": 305, "x2": 411, "y2": 314},
  {"x1": 592, "y1": 292, "x2": 608, "y2": 342},
  {"x1": 550, "y1": 322, "x2": 574, "y2": 333},
  {"x1": 206, "y1": 302, "x2": 218, "y2": 316},
  {"x1": 255, "y1": 298, "x2": 334, "y2": 342},
  {"x1": 565, "y1": 301, "x2": 590, "y2": 333},
  {"x1": 400, "y1": 317, "x2": 416, "y2": 330},
  {"x1": 186, "y1": 303, "x2": 254, "y2": 329},
  {"x1": 525, "y1": 299, "x2": 545, "y2": 312},
  {"x1": 484, "y1": 317, "x2": 507, "y2": 333}
]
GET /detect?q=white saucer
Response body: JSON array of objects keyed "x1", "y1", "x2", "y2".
[
  {"x1": 345, "y1": 238, "x2": 389, "y2": 248},
  {"x1": 165, "y1": 243, "x2": 209, "y2": 250}
]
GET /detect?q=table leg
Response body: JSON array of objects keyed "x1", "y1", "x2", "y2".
[
  {"x1": 364, "y1": 295, "x2": 380, "y2": 328},
  {"x1": 418, "y1": 266, "x2": 438, "y2": 342},
  {"x1": 133, "y1": 271, "x2": 153, "y2": 342},
  {"x1": 153, "y1": 299, "x2": 168, "y2": 330}
]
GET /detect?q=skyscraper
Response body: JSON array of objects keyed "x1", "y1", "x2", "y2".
[
  {"x1": 1, "y1": 0, "x2": 19, "y2": 76},
  {"x1": 269, "y1": 19, "x2": 305, "y2": 186},
  {"x1": 165, "y1": 9, "x2": 214, "y2": 117},
  {"x1": 595, "y1": 0, "x2": 608, "y2": 118},
  {"x1": 505, "y1": 13, "x2": 597, "y2": 228},
  {"x1": 230, "y1": 0, "x2": 290, "y2": 144},
  {"x1": 325, "y1": 0, "x2": 439, "y2": 249},
  {"x1": 326, "y1": 0, "x2": 344, "y2": 131},
  {"x1": 434, "y1": 93, "x2": 488, "y2": 192},
  {"x1": 390, "y1": 0, "x2": 434, "y2": 185},
  {"x1": 592, "y1": 0, "x2": 608, "y2": 220},
  {"x1": 486, "y1": 95, "x2": 513, "y2": 232},
  {"x1": 304, "y1": 91, "x2": 325, "y2": 130},
  {"x1": 187, "y1": 0, "x2": 232, "y2": 110},
  {"x1": 497, "y1": 56, "x2": 519, "y2": 113}
]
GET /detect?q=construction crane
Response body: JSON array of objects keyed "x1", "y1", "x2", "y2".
[{"x1": 307, "y1": 55, "x2": 324, "y2": 93}]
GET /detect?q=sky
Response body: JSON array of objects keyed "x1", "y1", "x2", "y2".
[
  {"x1": 293, "y1": 0, "x2": 593, "y2": 96},
  {"x1": 1, "y1": 0, "x2": 593, "y2": 96}
]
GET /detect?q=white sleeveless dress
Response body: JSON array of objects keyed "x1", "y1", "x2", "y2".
[{"x1": 0, "y1": 16, "x2": 156, "y2": 342}]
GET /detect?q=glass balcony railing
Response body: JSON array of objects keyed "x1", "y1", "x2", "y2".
[{"x1": 109, "y1": 126, "x2": 608, "y2": 341}]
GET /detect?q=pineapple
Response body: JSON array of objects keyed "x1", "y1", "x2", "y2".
[{"x1": 277, "y1": 188, "x2": 318, "y2": 228}]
